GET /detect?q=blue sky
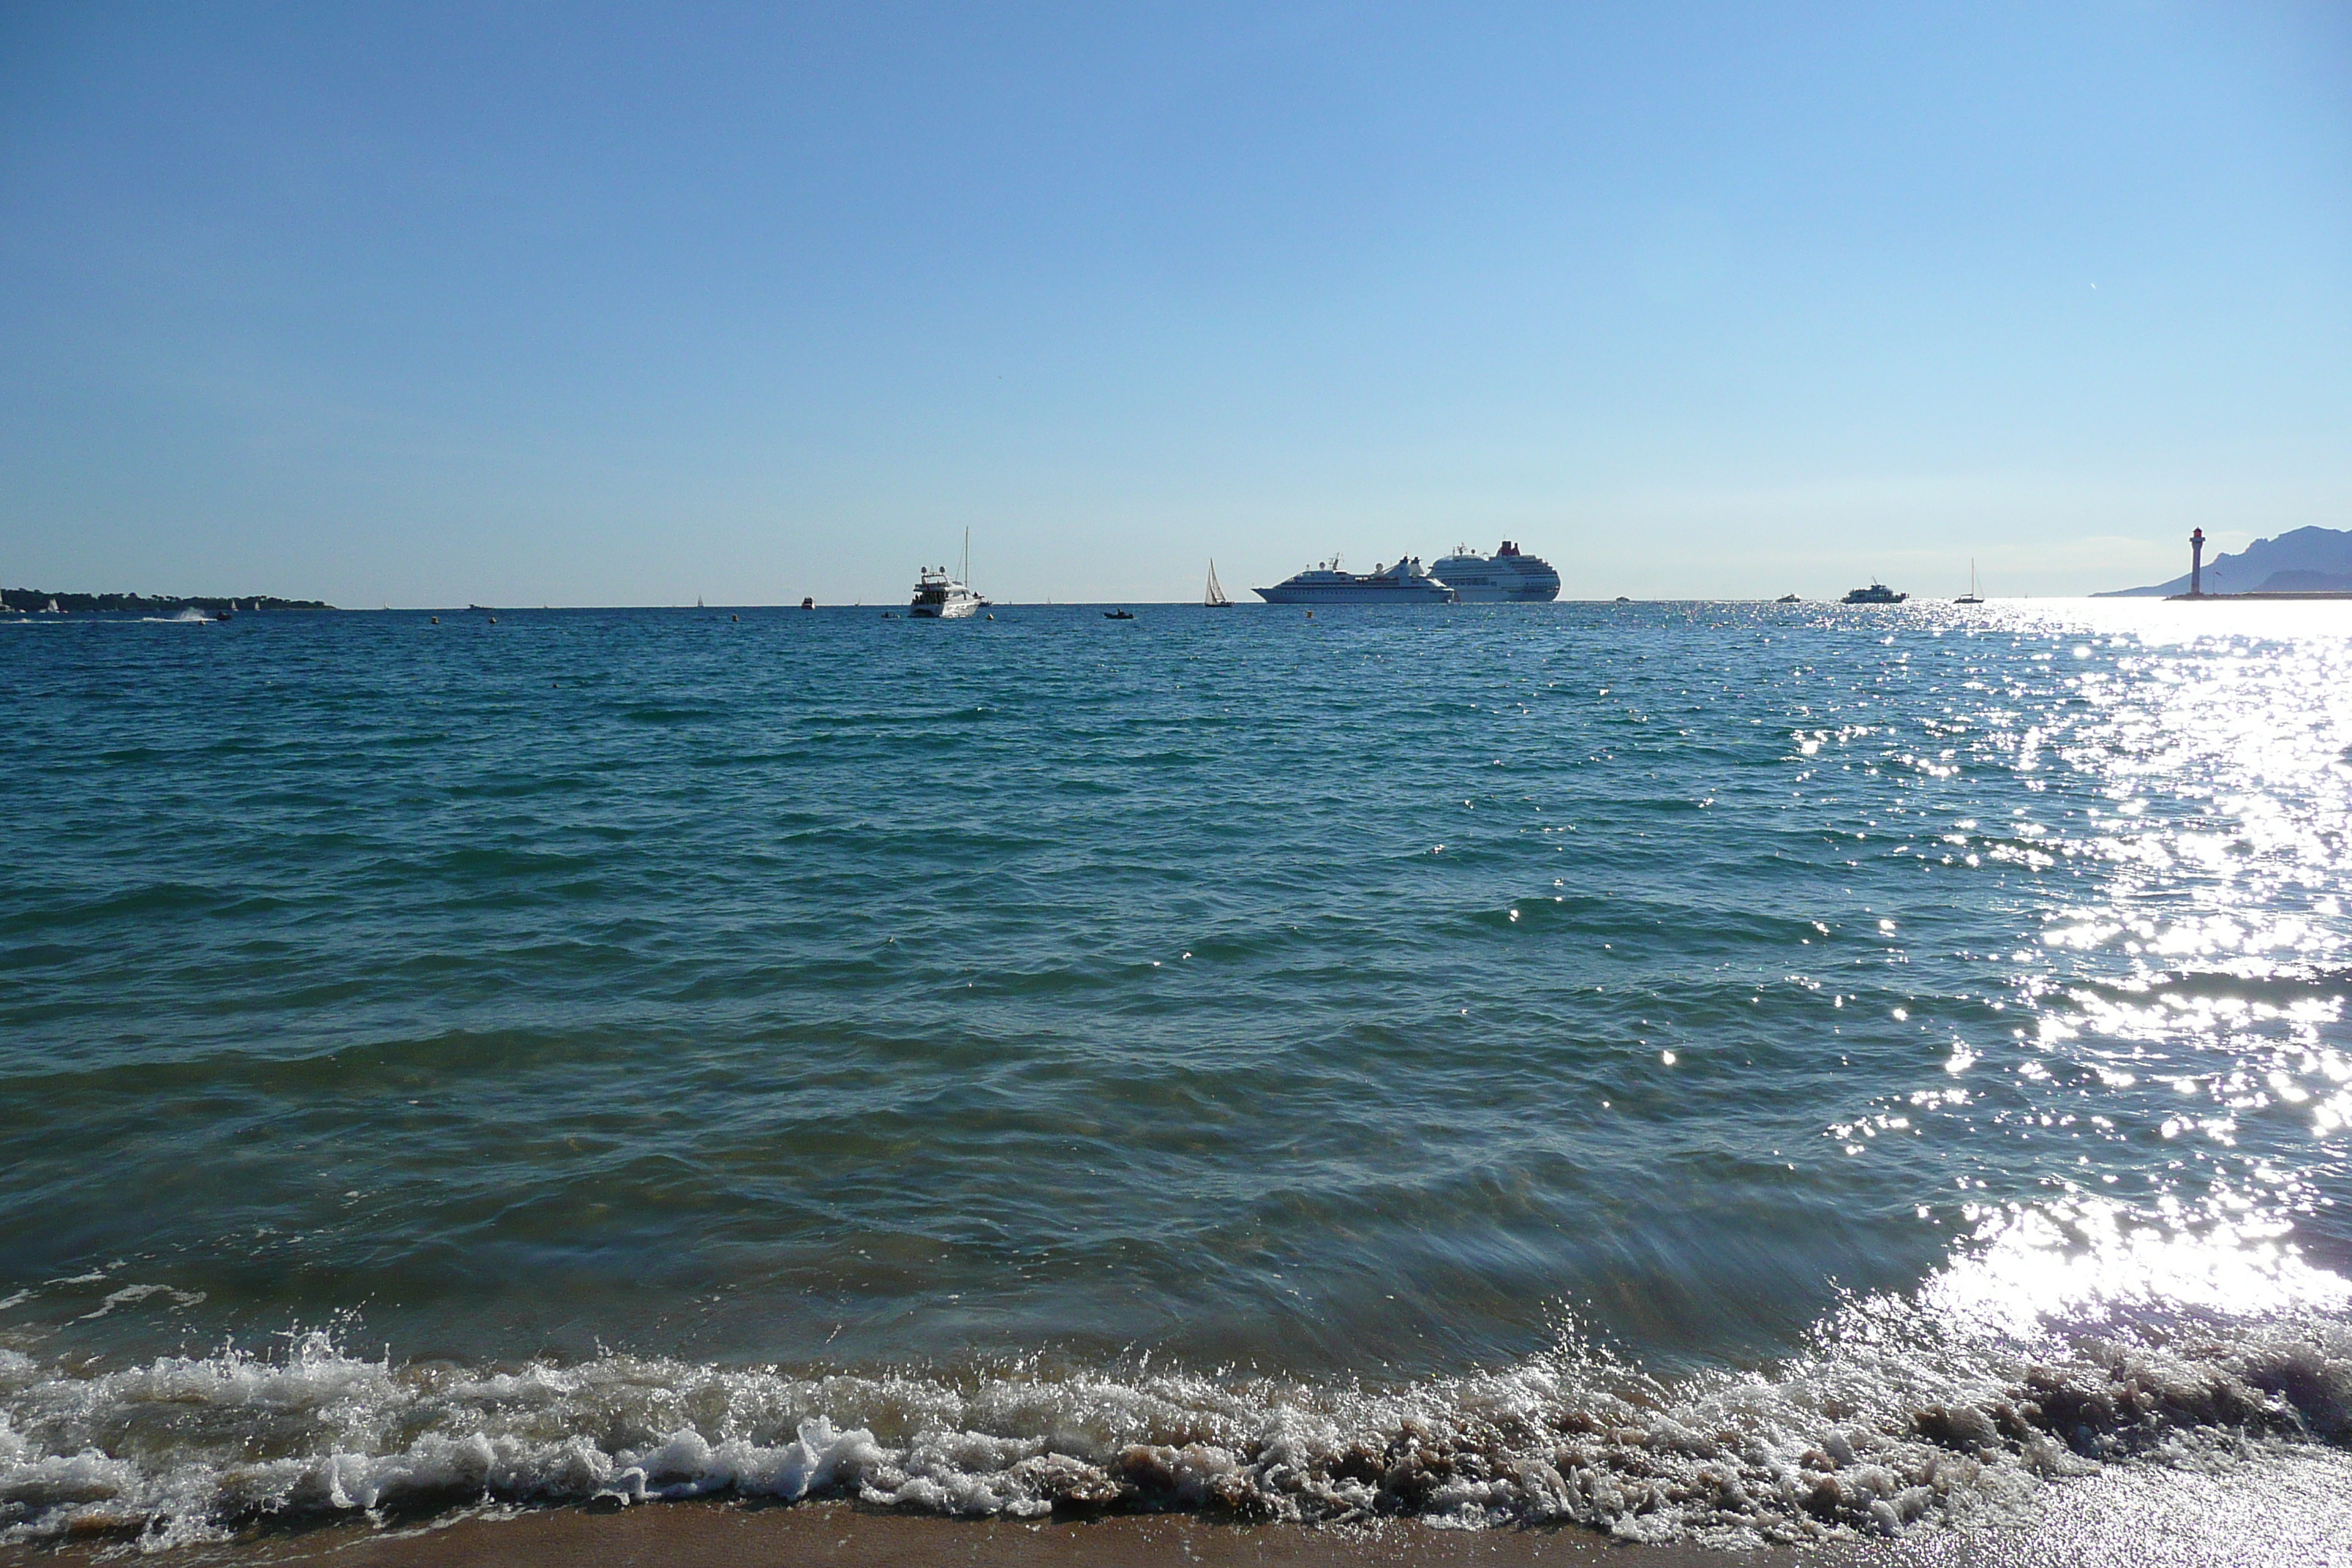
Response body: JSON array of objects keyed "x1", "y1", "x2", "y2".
[{"x1": 2, "y1": 2, "x2": 2346, "y2": 605}]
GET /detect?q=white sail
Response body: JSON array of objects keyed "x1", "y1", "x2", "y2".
[{"x1": 1205, "y1": 559, "x2": 1230, "y2": 607}]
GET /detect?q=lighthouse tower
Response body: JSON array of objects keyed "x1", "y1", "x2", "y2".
[{"x1": 2190, "y1": 529, "x2": 2206, "y2": 597}]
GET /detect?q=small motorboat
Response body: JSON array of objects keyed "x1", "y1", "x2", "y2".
[
  {"x1": 1104, "y1": 609, "x2": 1135, "y2": 619},
  {"x1": 1776, "y1": 593, "x2": 1800, "y2": 603}
]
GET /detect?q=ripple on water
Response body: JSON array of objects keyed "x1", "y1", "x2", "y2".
[{"x1": 0, "y1": 600, "x2": 2346, "y2": 1544}]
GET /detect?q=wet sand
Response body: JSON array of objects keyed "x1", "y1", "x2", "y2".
[
  {"x1": 2, "y1": 1505, "x2": 1828, "y2": 1568},
  {"x1": 8, "y1": 1450, "x2": 2349, "y2": 1568}
]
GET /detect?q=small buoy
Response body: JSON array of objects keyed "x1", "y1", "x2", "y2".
[
  {"x1": 430, "y1": 616, "x2": 439, "y2": 625},
  {"x1": 488, "y1": 616, "x2": 497, "y2": 624},
  {"x1": 731, "y1": 614, "x2": 739, "y2": 622},
  {"x1": 985, "y1": 613, "x2": 995, "y2": 621},
  {"x1": 1305, "y1": 610, "x2": 1314, "y2": 619}
]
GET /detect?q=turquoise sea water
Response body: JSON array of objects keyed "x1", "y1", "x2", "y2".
[{"x1": 1, "y1": 600, "x2": 2347, "y2": 1546}]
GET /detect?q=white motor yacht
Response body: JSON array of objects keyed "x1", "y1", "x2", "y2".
[{"x1": 909, "y1": 531, "x2": 990, "y2": 618}]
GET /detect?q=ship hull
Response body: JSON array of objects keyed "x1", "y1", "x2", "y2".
[
  {"x1": 1253, "y1": 584, "x2": 1454, "y2": 604},
  {"x1": 1442, "y1": 581, "x2": 1560, "y2": 603}
]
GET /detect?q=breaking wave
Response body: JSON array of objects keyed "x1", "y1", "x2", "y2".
[{"x1": 4, "y1": 1287, "x2": 2347, "y2": 1551}]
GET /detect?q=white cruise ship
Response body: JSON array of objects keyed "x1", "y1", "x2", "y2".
[
  {"x1": 1428, "y1": 541, "x2": 1561, "y2": 602},
  {"x1": 1254, "y1": 557, "x2": 1455, "y2": 605}
]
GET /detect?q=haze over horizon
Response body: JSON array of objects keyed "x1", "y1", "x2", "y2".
[{"x1": 3, "y1": 2, "x2": 2347, "y2": 608}]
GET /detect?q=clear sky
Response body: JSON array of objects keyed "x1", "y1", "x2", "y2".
[{"x1": 2, "y1": 2, "x2": 2346, "y2": 606}]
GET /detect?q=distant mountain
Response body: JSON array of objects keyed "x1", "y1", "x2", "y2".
[{"x1": 2095, "y1": 526, "x2": 2352, "y2": 597}]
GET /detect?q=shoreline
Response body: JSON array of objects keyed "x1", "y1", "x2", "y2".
[
  {"x1": 9, "y1": 1445, "x2": 2352, "y2": 1568},
  {"x1": 2160, "y1": 589, "x2": 2352, "y2": 600},
  {"x1": 0, "y1": 1501, "x2": 1838, "y2": 1568}
]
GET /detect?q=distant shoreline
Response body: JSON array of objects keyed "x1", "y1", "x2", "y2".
[
  {"x1": 2163, "y1": 589, "x2": 2352, "y2": 601},
  {"x1": 15, "y1": 594, "x2": 2352, "y2": 616},
  {"x1": 1, "y1": 589, "x2": 334, "y2": 614}
]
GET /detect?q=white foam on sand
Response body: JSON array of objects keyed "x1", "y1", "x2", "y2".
[
  {"x1": 3, "y1": 1240, "x2": 2349, "y2": 1556},
  {"x1": 1, "y1": 1208, "x2": 2346, "y2": 1550}
]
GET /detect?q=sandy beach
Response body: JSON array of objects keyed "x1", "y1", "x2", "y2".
[
  {"x1": 5, "y1": 1503, "x2": 1825, "y2": 1568},
  {"x1": 9, "y1": 1445, "x2": 2351, "y2": 1568}
]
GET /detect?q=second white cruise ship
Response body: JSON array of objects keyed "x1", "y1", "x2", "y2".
[
  {"x1": 1428, "y1": 541, "x2": 1561, "y2": 602},
  {"x1": 1254, "y1": 557, "x2": 1456, "y2": 605}
]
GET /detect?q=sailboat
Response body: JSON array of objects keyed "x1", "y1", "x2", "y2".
[
  {"x1": 1204, "y1": 559, "x2": 1232, "y2": 608},
  {"x1": 1955, "y1": 560, "x2": 1983, "y2": 605}
]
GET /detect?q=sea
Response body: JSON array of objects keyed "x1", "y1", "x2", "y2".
[{"x1": 1, "y1": 598, "x2": 2346, "y2": 1550}]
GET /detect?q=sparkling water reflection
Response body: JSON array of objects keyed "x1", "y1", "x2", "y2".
[{"x1": 0, "y1": 598, "x2": 2345, "y2": 1543}]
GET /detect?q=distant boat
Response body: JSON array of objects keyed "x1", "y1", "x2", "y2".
[
  {"x1": 1776, "y1": 593, "x2": 1801, "y2": 603},
  {"x1": 1104, "y1": 609, "x2": 1135, "y2": 620},
  {"x1": 910, "y1": 529, "x2": 989, "y2": 619},
  {"x1": 1955, "y1": 560, "x2": 1983, "y2": 604},
  {"x1": 1205, "y1": 559, "x2": 1231, "y2": 608},
  {"x1": 1842, "y1": 582, "x2": 1907, "y2": 604},
  {"x1": 801, "y1": 597, "x2": 815, "y2": 610}
]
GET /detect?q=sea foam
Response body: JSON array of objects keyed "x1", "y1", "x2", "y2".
[{"x1": 2, "y1": 1294, "x2": 2347, "y2": 1551}]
